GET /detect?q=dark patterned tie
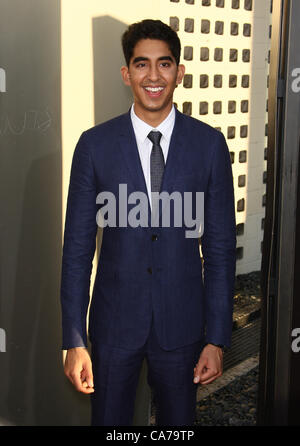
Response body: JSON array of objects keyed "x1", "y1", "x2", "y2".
[
  {"x1": 148, "y1": 130, "x2": 165, "y2": 194},
  {"x1": 148, "y1": 131, "x2": 165, "y2": 218}
]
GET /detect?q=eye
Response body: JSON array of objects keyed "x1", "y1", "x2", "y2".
[
  {"x1": 136, "y1": 62, "x2": 147, "y2": 68},
  {"x1": 160, "y1": 62, "x2": 171, "y2": 68}
]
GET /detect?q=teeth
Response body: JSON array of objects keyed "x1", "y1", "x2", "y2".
[{"x1": 145, "y1": 87, "x2": 164, "y2": 92}]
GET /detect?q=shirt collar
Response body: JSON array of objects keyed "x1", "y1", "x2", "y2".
[{"x1": 130, "y1": 103, "x2": 175, "y2": 145}]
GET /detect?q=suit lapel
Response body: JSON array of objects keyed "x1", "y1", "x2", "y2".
[
  {"x1": 160, "y1": 108, "x2": 186, "y2": 193},
  {"x1": 117, "y1": 111, "x2": 152, "y2": 226}
]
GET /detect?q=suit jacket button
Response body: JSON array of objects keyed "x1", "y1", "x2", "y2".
[
  {"x1": 151, "y1": 234, "x2": 158, "y2": 241},
  {"x1": 147, "y1": 267, "x2": 152, "y2": 274}
]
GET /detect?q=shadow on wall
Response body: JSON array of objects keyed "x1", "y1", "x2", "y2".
[
  {"x1": 0, "y1": 0, "x2": 89, "y2": 425},
  {"x1": 92, "y1": 15, "x2": 133, "y2": 125}
]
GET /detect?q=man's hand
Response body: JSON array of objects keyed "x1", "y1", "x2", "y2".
[
  {"x1": 193, "y1": 343, "x2": 223, "y2": 385},
  {"x1": 64, "y1": 347, "x2": 94, "y2": 394}
]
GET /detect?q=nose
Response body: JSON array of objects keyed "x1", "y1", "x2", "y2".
[{"x1": 147, "y1": 64, "x2": 160, "y2": 83}]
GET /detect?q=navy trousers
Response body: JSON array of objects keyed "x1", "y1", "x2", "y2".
[{"x1": 90, "y1": 320, "x2": 205, "y2": 426}]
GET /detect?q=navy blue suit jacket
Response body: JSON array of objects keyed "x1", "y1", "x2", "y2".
[{"x1": 60, "y1": 108, "x2": 236, "y2": 351}]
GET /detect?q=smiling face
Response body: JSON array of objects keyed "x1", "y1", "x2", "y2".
[{"x1": 121, "y1": 39, "x2": 185, "y2": 126}]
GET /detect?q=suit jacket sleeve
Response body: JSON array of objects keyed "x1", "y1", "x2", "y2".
[
  {"x1": 60, "y1": 132, "x2": 98, "y2": 349},
  {"x1": 201, "y1": 131, "x2": 236, "y2": 348}
]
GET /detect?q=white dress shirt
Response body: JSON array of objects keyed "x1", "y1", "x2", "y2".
[{"x1": 130, "y1": 103, "x2": 176, "y2": 209}]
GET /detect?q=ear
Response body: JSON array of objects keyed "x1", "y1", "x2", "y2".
[
  {"x1": 120, "y1": 65, "x2": 131, "y2": 86},
  {"x1": 176, "y1": 64, "x2": 185, "y2": 86}
]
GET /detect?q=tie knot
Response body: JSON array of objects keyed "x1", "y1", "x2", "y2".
[{"x1": 148, "y1": 130, "x2": 162, "y2": 145}]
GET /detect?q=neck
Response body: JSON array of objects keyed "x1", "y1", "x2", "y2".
[{"x1": 133, "y1": 103, "x2": 173, "y2": 127}]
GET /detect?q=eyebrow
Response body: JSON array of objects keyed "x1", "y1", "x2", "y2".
[{"x1": 132, "y1": 56, "x2": 174, "y2": 64}]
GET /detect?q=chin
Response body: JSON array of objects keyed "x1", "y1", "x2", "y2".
[
  {"x1": 144, "y1": 101, "x2": 170, "y2": 113},
  {"x1": 145, "y1": 104, "x2": 163, "y2": 112}
]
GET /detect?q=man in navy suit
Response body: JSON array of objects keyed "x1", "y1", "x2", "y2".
[{"x1": 61, "y1": 19, "x2": 236, "y2": 426}]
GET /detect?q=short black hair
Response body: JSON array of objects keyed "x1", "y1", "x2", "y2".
[{"x1": 121, "y1": 19, "x2": 181, "y2": 66}]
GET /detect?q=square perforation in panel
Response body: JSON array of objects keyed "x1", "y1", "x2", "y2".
[
  {"x1": 262, "y1": 194, "x2": 266, "y2": 207},
  {"x1": 202, "y1": 0, "x2": 211, "y2": 5},
  {"x1": 237, "y1": 198, "x2": 245, "y2": 212},
  {"x1": 169, "y1": 17, "x2": 179, "y2": 32},
  {"x1": 213, "y1": 101, "x2": 222, "y2": 114},
  {"x1": 240, "y1": 125, "x2": 248, "y2": 138},
  {"x1": 229, "y1": 74, "x2": 237, "y2": 87},
  {"x1": 214, "y1": 74, "x2": 222, "y2": 88},
  {"x1": 231, "y1": 22, "x2": 239, "y2": 36},
  {"x1": 242, "y1": 74, "x2": 250, "y2": 88},
  {"x1": 228, "y1": 101, "x2": 236, "y2": 113},
  {"x1": 184, "y1": 46, "x2": 193, "y2": 60},
  {"x1": 200, "y1": 47, "x2": 210, "y2": 61},
  {"x1": 216, "y1": 0, "x2": 225, "y2": 6},
  {"x1": 200, "y1": 101, "x2": 209, "y2": 115},
  {"x1": 200, "y1": 74, "x2": 209, "y2": 88},
  {"x1": 244, "y1": 0, "x2": 252, "y2": 11},
  {"x1": 263, "y1": 171, "x2": 267, "y2": 184},
  {"x1": 183, "y1": 102, "x2": 192, "y2": 115},
  {"x1": 236, "y1": 247, "x2": 244, "y2": 260},
  {"x1": 230, "y1": 152, "x2": 235, "y2": 163},
  {"x1": 201, "y1": 19, "x2": 210, "y2": 34},
  {"x1": 230, "y1": 48, "x2": 238, "y2": 62},
  {"x1": 239, "y1": 150, "x2": 247, "y2": 163},
  {"x1": 183, "y1": 74, "x2": 193, "y2": 88},
  {"x1": 243, "y1": 23, "x2": 251, "y2": 37},
  {"x1": 236, "y1": 223, "x2": 244, "y2": 236},
  {"x1": 238, "y1": 174, "x2": 246, "y2": 187},
  {"x1": 215, "y1": 21, "x2": 224, "y2": 35},
  {"x1": 227, "y1": 126, "x2": 236, "y2": 139},
  {"x1": 185, "y1": 18, "x2": 194, "y2": 33},
  {"x1": 214, "y1": 48, "x2": 223, "y2": 61},
  {"x1": 185, "y1": 0, "x2": 195, "y2": 4},
  {"x1": 232, "y1": 0, "x2": 240, "y2": 8},
  {"x1": 242, "y1": 49, "x2": 251, "y2": 62},
  {"x1": 170, "y1": 0, "x2": 180, "y2": 2},
  {"x1": 241, "y1": 100, "x2": 249, "y2": 113}
]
